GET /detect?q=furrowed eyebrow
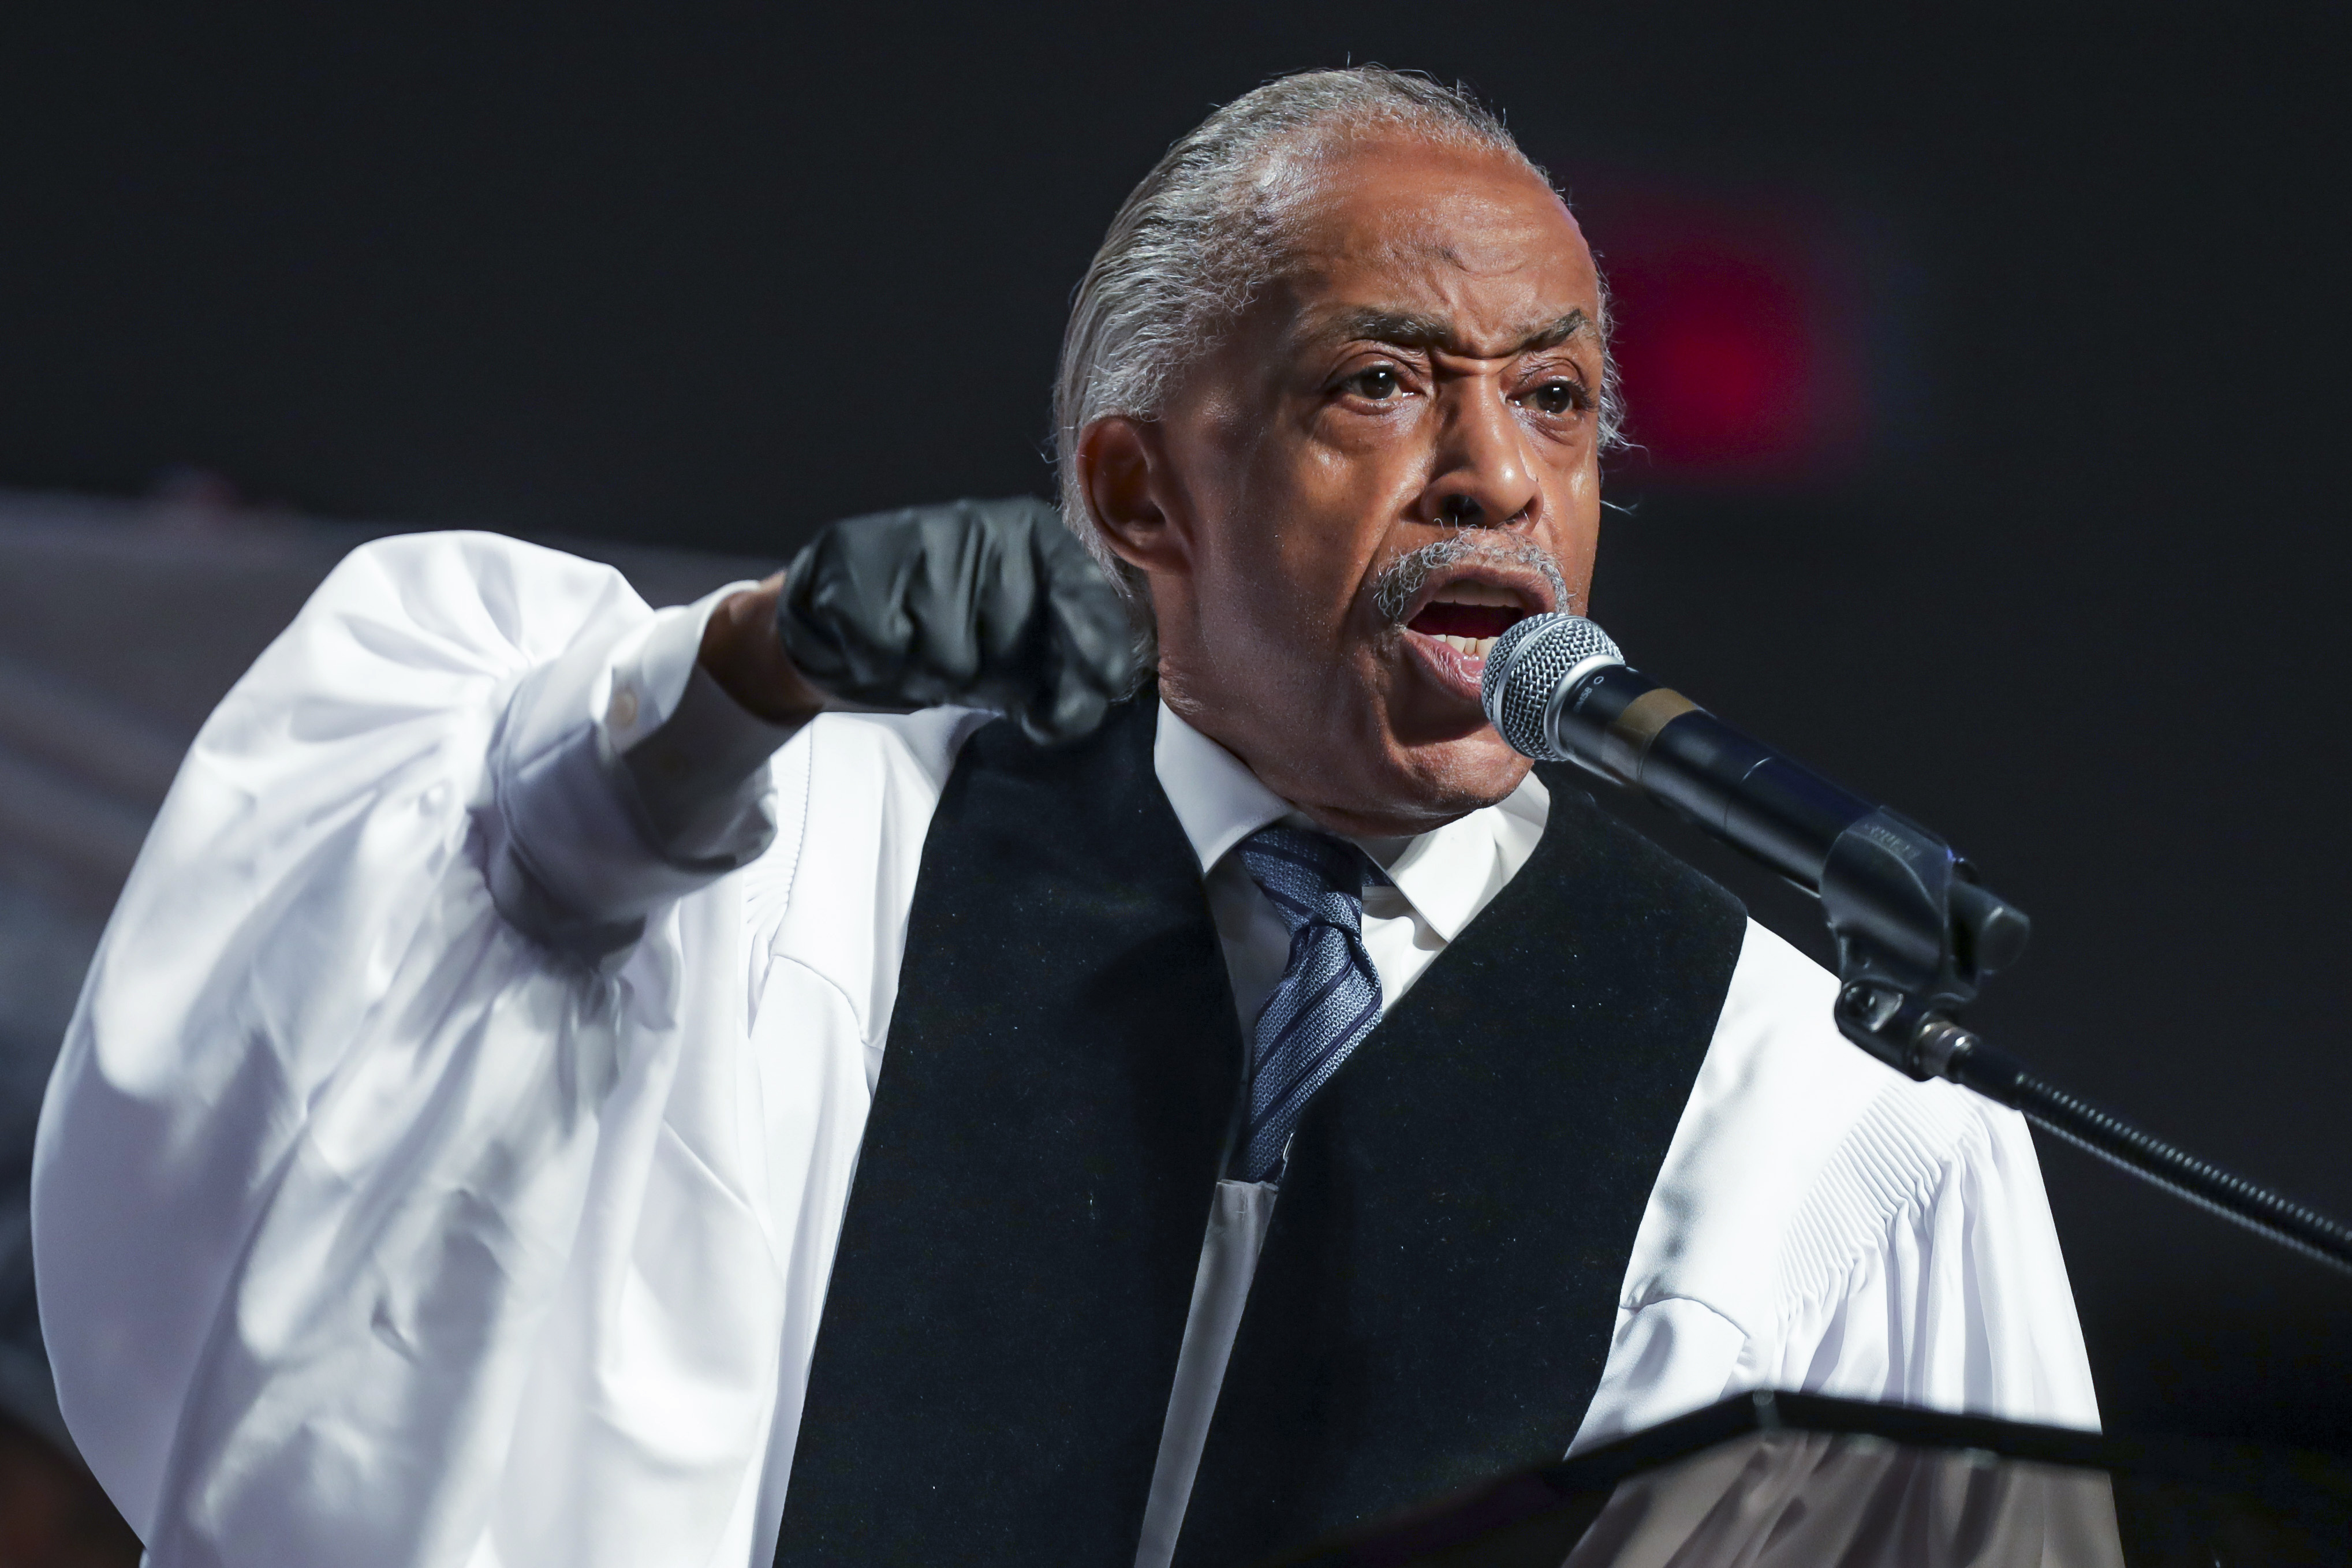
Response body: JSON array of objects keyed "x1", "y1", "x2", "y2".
[
  {"x1": 1515, "y1": 310, "x2": 1596, "y2": 353},
  {"x1": 1328, "y1": 309, "x2": 1454, "y2": 349},
  {"x1": 1314, "y1": 307, "x2": 1596, "y2": 358}
]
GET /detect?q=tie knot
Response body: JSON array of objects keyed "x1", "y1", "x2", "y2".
[{"x1": 1234, "y1": 826, "x2": 1370, "y2": 936}]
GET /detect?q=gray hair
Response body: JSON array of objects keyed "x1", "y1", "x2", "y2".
[{"x1": 1052, "y1": 66, "x2": 1622, "y2": 604}]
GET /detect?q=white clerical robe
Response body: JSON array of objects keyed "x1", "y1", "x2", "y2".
[{"x1": 31, "y1": 533, "x2": 2097, "y2": 1568}]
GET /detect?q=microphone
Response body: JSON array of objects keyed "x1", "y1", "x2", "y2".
[{"x1": 1479, "y1": 614, "x2": 2030, "y2": 1032}]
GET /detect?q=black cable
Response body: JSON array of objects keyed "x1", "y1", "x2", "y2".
[{"x1": 1950, "y1": 1039, "x2": 2352, "y2": 1276}]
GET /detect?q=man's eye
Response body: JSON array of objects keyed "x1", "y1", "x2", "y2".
[
  {"x1": 1525, "y1": 379, "x2": 1588, "y2": 415},
  {"x1": 1346, "y1": 367, "x2": 1402, "y2": 401}
]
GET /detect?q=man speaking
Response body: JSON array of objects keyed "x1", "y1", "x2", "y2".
[{"x1": 33, "y1": 68, "x2": 2095, "y2": 1568}]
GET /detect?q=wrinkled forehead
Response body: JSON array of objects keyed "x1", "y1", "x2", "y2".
[{"x1": 1262, "y1": 136, "x2": 1600, "y2": 354}]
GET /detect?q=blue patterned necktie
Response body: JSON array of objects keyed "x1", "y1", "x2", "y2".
[{"x1": 1231, "y1": 825, "x2": 1384, "y2": 1184}]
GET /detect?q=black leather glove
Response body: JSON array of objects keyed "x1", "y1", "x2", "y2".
[{"x1": 775, "y1": 496, "x2": 1138, "y2": 745}]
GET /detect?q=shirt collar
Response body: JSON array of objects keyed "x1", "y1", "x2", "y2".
[
  {"x1": 1153, "y1": 699, "x2": 1293, "y2": 878},
  {"x1": 1152, "y1": 699, "x2": 1550, "y2": 943}
]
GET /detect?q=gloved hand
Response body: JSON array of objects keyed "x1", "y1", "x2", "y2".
[{"x1": 775, "y1": 496, "x2": 1138, "y2": 745}]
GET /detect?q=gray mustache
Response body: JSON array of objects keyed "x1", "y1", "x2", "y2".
[{"x1": 1372, "y1": 534, "x2": 1576, "y2": 626}]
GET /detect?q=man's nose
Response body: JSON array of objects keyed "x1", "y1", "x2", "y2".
[{"x1": 1419, "y1": 383, "x2": 1540, "y2": 530}]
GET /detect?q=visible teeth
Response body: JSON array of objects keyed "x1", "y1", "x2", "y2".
[{"x1": 1433, "y1": 633, "x2": 1498, "y2": 659}]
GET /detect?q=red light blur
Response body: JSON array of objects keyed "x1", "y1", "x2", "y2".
[{"x1": 1588, "y1": 189, "x2": 1870, "y2": 484}]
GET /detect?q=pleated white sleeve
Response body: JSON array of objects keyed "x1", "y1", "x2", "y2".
[
  {"x1": 1570, "y1": 920, "x2": 2101, "y2": 1452},
  {"x1": 29, "y1": 532, "x2": 796, "y2": 1567}
]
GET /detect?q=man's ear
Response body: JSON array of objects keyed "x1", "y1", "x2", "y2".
[{"x1": 1077, "y1": 416, "x2": 1188, "y2": 577}]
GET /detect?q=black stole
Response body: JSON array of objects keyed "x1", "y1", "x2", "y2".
[{"x1": 775, "y1": 697, "x2": 1745, "y2": 1567}]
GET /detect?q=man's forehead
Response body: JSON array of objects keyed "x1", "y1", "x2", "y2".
[{"x1": 1264, "y1": 138, "x2": 1599, "y2": 358}]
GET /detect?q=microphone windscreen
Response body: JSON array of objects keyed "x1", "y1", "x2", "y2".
[{"x1": 1481, "y1": 614, "x2": 1625, "y2": 760}]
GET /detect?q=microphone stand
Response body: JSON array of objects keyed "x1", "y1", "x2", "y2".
[{"x1": 1816, "y1": 807, "x2": 2352, "y2": 1276}]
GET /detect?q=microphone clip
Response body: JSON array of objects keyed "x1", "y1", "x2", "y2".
[{"x1": 1819, "y1": 808, "x2": 2032, "y2": 1082}]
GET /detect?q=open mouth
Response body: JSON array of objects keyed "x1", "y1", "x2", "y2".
[
  {"x1": 1395, "y1": 576, "x2": 1545, "y2": 704},
  {"x1": 1402, "y1": 578, "x2": 1536, "y2": 662},
  {"x1": 1375, "y1": 538, "x2": 1565, "y2": 708},
  {"x1": 1404, "y1": 597, "x2": 1528, "y2": 660}
]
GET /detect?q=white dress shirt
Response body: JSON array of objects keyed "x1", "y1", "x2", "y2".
[{"x1": 32, "y1": 534, "x2": 2099, "y2": 1568}]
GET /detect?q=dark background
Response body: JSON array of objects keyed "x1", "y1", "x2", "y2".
[{"x1": 2, "y1": 0, "x2": 2347, "y2": 1462}]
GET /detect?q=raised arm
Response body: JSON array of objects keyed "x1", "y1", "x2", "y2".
[{"x1": 30, "y1": 503, "x2": 1130, "y2": 1565}]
